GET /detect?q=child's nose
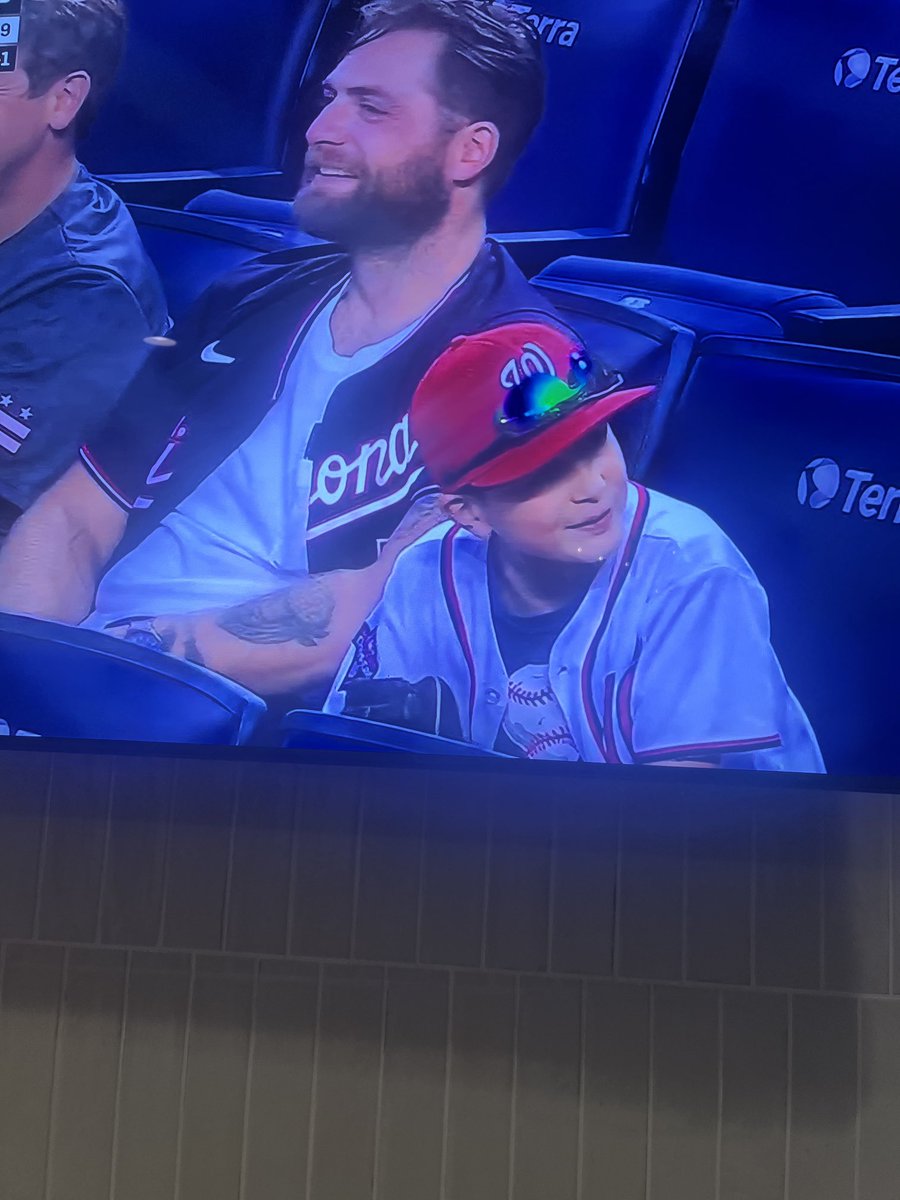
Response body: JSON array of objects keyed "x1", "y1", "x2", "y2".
[{"x1": 572, "y1": 455, "x2": 607, "y2": 502}]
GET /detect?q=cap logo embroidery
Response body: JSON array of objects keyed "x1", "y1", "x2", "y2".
[{"x1": 499, "y1": 343, "x2": 556, "y2": 391}]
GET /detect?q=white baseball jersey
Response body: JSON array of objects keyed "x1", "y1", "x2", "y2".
[{"x1": 325, "y1": 482, "x2": 825, "y2": 772}]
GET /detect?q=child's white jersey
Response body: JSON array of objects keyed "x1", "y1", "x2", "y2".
[{"x1": 326, "y1": 483, "x2": 825, "y2": 772}]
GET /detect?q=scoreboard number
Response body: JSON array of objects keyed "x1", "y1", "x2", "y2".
[{"x1": 0, "y1": 6, "x2": 18, "y2": 71}]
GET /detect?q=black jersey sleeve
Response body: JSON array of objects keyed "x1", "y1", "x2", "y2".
[{"x1": 78, "y1": 273, "x2": 232, "y2": 510}]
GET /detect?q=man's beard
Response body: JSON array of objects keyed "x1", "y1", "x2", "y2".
[{"x1": 293, "y1": 150, "x2": 452, "y2": 251}]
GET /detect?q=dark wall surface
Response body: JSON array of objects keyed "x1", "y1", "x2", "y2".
[{"x1": 0, "y1": 747, "x2": 898, "y2": 1199}]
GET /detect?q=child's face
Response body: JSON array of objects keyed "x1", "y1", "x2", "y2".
[{"x1": 457, "y1": 424, "x2": 630, "y2": 564}]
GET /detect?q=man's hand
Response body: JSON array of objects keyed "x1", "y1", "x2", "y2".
[{"x1": 381, "y1": 492, "x2": 446, "y2": 562}]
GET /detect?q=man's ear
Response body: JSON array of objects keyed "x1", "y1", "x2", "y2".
[
  {"x1": 46, "y1": 72, "x2": 91, "y2": 134},
  {"x1": 447, "y1": 120, "x2": 500, "y2": 188},
  {"x1": 441, "y1": 493, "x2": 491, "y2": 539}
]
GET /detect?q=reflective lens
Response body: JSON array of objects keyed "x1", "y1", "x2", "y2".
[{"x1": 497, "y1": 349, "x2": 623, "y2": 437}]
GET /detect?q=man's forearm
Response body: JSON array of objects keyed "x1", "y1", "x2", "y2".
[
  {"x1": 146, "y1": 557, "x2": 397, "y2": 696},
  {"x1": 0, "y1": 499, "x2": 104, "y2": 623},
  {"x1": 121, "y1": 493, "x2": 446, "y2": 695}
]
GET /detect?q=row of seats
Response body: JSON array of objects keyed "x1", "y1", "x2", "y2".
[
  {"x1": 4, "y1": 0, "x2": 896, "y2": 772},
  {"x1": 94, "y1": 0, "x2": 900, "y2": 335},
  {"x1": 3, "y1": 311, "x2": 898, "y2": 774}
]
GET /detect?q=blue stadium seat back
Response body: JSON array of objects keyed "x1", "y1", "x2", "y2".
[
  {"x1": 531, "y1": 282, "x2": 697, "y2": 477},
  {"x1": 0, "y1": 614, "x2": 266, "y2": 746},
  {"x1": 129, "y1": 205, "x2": 321, "y2": 320},
  {"x1": 660, "y1": 0, "x2": 900, "y2": 304},
  {"x1": 534, "y1": 256, "x2": 845, "y2": 339},
  {"x1": 643, "y1": 338, "x2": 900, "y2": 778},
  {"x1": 489, "y1": 0, "x2": 709, "y2": 235},
  {"x1": 282, "y1": 710, "x2": 507, "y2": 757},
  {"x1": 184, "y1": 190, "x2": 297, "y2": 229},
  {"x1": 81, "y1": 0, "x2": 332, "y2": 175}
]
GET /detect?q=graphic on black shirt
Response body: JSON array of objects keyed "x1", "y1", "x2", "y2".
[{"x1": 490, "y1": 585, "x2": 582, "y2": 760}]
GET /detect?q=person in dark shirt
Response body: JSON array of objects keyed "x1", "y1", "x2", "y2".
[
  {"x1": 0, "y1": 0, "x2": 554, "y2": 703},
  {"x1": 0, "y1": 0, "x2": 168, "y2": 538}
]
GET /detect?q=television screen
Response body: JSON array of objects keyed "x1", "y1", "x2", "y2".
[{"x1": 1, "y1": 0, "x2": 898, "y2": 787}]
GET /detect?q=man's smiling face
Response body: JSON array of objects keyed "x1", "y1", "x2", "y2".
[{"x1": 293, "y1": 29, "x2": 459, "y2": 249}]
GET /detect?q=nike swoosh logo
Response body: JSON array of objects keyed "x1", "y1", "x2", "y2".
[{"x1": 201, "y1": 341, "x2": 236, "y2": 364}]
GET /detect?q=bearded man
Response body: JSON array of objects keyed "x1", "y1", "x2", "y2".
[{"x1": 0, "y1": 0, "x2": 559, "y2": 700}]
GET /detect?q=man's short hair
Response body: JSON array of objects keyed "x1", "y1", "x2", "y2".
[
  {"x1": 20, "y1": 0, "x2": 126, "y2": 139},
  {"x1": 352, "y1": 0, "x2": 546, "y2": 197}
]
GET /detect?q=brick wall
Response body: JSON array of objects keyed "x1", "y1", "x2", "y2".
[{"x1": 0, "y1": 746, "x2": 897, "y2": 1199}]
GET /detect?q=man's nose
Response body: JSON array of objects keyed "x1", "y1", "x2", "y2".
[{"x1": 305, "y1": 100, "x2": 347, "y2": 146}]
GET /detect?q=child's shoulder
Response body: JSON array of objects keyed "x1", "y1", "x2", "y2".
[
  {"x1": 639, "y1": 487, "x2": 753, "y2": 581},
  {"x1": 390, "y1": 520, "x2": 483, "y2": 575}
]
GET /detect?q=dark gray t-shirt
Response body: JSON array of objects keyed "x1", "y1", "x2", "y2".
[{"x1": 0, "y1": 163, "x2": 168, "y2": 510}]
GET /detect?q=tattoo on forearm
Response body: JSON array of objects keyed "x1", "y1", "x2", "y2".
[
  {"x1": 184, "y1": 634, "x2": 207, "y2": 668},
  {"x1": 217, "y1": 576, "x2": 336, "y2": 646}
]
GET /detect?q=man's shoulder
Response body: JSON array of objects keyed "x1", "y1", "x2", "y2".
[
  {"x1": 201, "y1": 244, "x2": 350, "y2": 312},
  {"x1": 470, "y1": 239, "x2": 562, "y2": 329},
  {"x1": 34, "y1": 166, "x2": 167, "y2": 331}
]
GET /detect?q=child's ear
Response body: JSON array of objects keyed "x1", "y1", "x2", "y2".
[{"x1": 441, "y1": 494, "x2": 491, "y2": 540}]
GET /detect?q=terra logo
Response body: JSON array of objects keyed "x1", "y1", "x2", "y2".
[
  {"x1": 503, "y1": 4, "x2": 580, "y2": 47},
  {"x1": 834, "y1": 47, "x2": 900, "y2": 92},
  {"x1": 798, "y1": 459, "x2": 900, "y2": 523},
  {"x1": 797, "y1": 457, "x2": 841, "y2": 508}
]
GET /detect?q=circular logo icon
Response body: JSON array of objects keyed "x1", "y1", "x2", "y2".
[
  {"x1": 797, "y1": 458, "x2": 841, "y2": 509},
  {"x1": 834, "y1": 47, "x2": 871, "y2": 88}
]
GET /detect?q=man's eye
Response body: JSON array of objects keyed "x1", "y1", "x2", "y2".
[{"x1": 360, "y1": 102, "x2": 387, "y2": 117}]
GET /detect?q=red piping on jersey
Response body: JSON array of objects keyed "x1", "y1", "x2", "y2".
[
  {"x1": 634, "y1": 733, "x2": 783, "y2": 763},
  {"x1": 602, "y1": 674, "x2": 622, "y2": 765},
  {"x1": 580, "y1": 484, "x2": 650, "y2": 757},
  {"x1": 79, "y1": 446, "x2": 136, "y2": 510},
  {"x1": 440, "y1": 525, "x2": 477, "y2": 735},
  {"x1": 616, "y1": 656, "x2": 639, "y2": 761}
]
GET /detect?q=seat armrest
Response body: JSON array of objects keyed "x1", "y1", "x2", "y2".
[
  {"x1": 494, "y1": 231, "x2": 633, "y2": 277},
  {"x1": 787, "y1": 306, "x2": 900, "y2": 355}
]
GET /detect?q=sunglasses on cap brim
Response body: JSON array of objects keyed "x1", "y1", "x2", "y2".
[{"x1": 496, "y1": 348, "x2": 625, "y2": 437}]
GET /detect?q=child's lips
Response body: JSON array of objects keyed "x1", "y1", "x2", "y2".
[{"x1": 567, "y1": 507, "x2": 612, "y2": 533}]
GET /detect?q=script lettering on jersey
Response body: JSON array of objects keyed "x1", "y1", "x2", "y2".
[
  {"x1": 310, "y1": 412, "x2": 418, "y2": 509},
  {"x1": 133, "y1": 417, "x2": 189, "y2": 509}
]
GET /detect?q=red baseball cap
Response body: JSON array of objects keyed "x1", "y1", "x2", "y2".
[{"x1": 411, "y1": 321, "x2": 655, "y2": 490}]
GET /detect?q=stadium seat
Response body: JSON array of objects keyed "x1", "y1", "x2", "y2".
[
  {"x1": 532, "y1": 0, "x2": 900, "y2": 349},
  {"x1": 660, "y1": 0, "x2": 900, "y2": 306},
  {"x1": 641, "y1": 337, "x2": 900, "y2": 778},
  {"x1": 269, "y1": 0, "x2": 721, "y2": 246},
  {"x1": 281, "y1": 709, "x2": 507, "y2": 757},
  {"x1": 83, "y1": 0, "x2": 333, "y2": 177},
  {"x1": 534, "y1": 256, "x2": 845, "y2": 340},
  {"x1": 128, "y1": 203, "x2": 323, "y2": 320},
  {"x1": 96, "y1": 0, "x2": 726, "y2": 307},
  {"x1": 529, "y1": 285, "x2": 697, "y2": 477},
  {"x1": 0, "y1": 614, "x2": 265, "y2": 745},
  {"x1": 487, "y1": 0, "x2": 719, "y2": 237}
]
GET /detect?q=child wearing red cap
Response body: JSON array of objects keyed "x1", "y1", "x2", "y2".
[{"x1": 325, "y1": 322, "x2": 824, "y2": 771}]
